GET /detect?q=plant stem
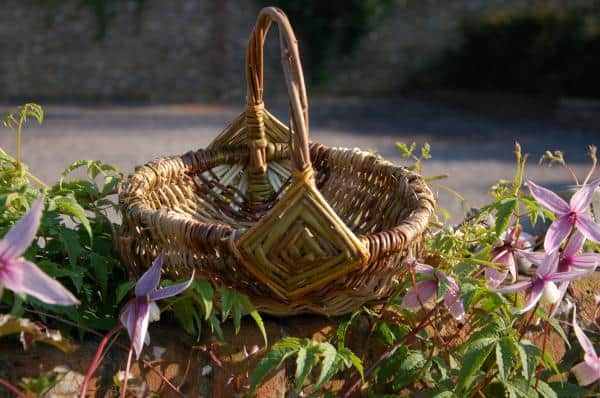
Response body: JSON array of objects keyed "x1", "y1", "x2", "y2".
[
  {"x1": 0, "y1": 377, "x2": 27, "y2": 398},
  {"x1": 80, "y1": 323, "x2": 124, "y2": 398},
  {"x1": 120, "y1": 346, "x2": 134, "y2": 398},
  {"x1": 15, "y1": 120, "x2": 22, "y2": 168}
]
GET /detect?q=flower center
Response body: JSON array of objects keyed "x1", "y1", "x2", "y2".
[{"x1": 568, "y1": 211, "x2": 578, "y2": 224}]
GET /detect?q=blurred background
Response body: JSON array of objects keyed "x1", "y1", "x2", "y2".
[{"x1": 1, "y1": 0, "x2": 599, "y2": 220}]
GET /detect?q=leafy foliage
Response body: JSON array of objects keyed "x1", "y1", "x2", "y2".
[{"x1": 248, "y1": 337, "x2": 363, "y2": 396}]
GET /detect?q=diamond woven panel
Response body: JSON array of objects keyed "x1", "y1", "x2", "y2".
[{"x1": 237, "y1": 179, "x2": 369, "y2": 300}]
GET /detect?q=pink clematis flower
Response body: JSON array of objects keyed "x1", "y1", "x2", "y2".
[
  {"x1": 517, "y1": 231, "x2": 599, "y2": 315},
  {"x1": 528, "y1": 179, "x2": 600, "y2": 253},
  {"x1": 571, "y1": 307, "x2": 600, "y2": 386},
  {"x1": 0, "y1": 196, "x2": 79, "y2": 305},
  {"x1": 120, "y1": 253, "x2": 194, "y2": 359},
  {"x1": 496, "y1": 250, "x2": 586, "y2": 314},
  {"x1": 485, "y1": 227, "x2": 535, "y2": 288},
  {"x1": 401, "y1": 260, "x2": 465, "y2": 322}
]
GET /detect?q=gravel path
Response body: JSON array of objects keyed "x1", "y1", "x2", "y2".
[{"x1": 1, "y1": 97, "x2": 598, "y2": 221}]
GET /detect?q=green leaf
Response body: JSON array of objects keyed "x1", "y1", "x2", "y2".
[
  {"x1": 392, "y1": 350, "x2": 428, "y2": 390},
  {"x1": 456, "y1": 339, "x2": 495, "y2": 393},
  {"x1": 58, "y1": 229, "x2": 82, "y2": 269},
  {"x1": 172, "y1": 298, "x2": 203, "y2": 336},
  {"x1": 248, "y1": 338, "x2": 301, "y2": 396},
  {"x1": 337, "y1": 309, "x2": 361, "y2": 349},
  {"x1": 90, "y1": 253, "x2": 109, "y2": 298},
  {"x1": 535, "y1": 380, "x2": 558, "y2": 398},
  {"x1": 503, "y1": 376, "x2": 538, "y2": 398},
  {"x1": 235, "y1": 292, "x2": 268, "y2": 347},
  {"x1": 54, "y1": 196, "x2": 92, "y2": 240},
  {"x1": 337, "y1": 347, "x2": 364, "y2": 379},
  {"x1": 314, "y1": 342, "x2": 338, "y2": 389},
  {"x1": 518, "y1": 341, "x2": 541, "y2": 380},
  {"x1": 219, "y1": 287, "x2": 234, "y2": 322},
  {"x1": 496, "y1": 337, "x2": 518, "y2": 380},
  {"x1": 495, "y1": 197, "x2": 517, "y2": 235},
  {"x1": 294, "y1": 346, "x2": 318, "y2": 393},
  {"x1": 376, "y1": 322, "x2": 395, "y2": 346},
  {"x1": 115, "y1": 281, "x2": 135, "y2": 304},
  {"x1": 193, "y1": 279, "x2": 213, "y2": 320}
]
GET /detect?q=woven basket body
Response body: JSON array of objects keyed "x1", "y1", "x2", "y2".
[{"x1": 119, "y1": 7, "x2": 435, "y2": 316}]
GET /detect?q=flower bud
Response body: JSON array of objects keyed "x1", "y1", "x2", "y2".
[{"x1": 541, "y1": 282, "x2": 561, "y2": 305}]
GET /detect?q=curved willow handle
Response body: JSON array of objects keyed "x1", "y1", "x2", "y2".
[{"x1": 245, "y1": 7, "x2": 312, "y2": 181}]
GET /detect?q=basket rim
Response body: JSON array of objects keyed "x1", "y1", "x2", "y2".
[{"x1": 120, "y1": 142, "x2": 436, "y2": 258}]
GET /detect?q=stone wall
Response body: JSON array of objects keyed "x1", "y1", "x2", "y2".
[{"x1": 0, "y1": 0, "x2": 595, "y2": 103}]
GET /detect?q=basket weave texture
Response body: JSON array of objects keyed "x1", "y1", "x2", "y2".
[{"x1": 118, "y1": 7, "x2": 435, "y2": 316}]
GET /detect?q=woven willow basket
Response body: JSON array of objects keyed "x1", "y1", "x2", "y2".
[{"x1": 119, "y1": 7, "x2": 435, "y2": 316}]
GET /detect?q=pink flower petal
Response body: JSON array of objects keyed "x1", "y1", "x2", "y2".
[
  {"x1": 576, "y1": 214, "x2": 600, "y2": 244},
  {"x1": 148, "y1": 270, "x2": 195, "y2": 301},
  {"x1": 571, "y1": 361, "x2": 600, "y2": 386},
  {"x1": 570, "y1": 180, "x2": 600, "y2": 213},
  {"x1": 414, "y1": 262, "x2": 435, "y2": 275},
  {"x1": 0, "y1": 197, "x2": 44, "y2": 260},
  {"x1": 491, "y1": 249, "x2": 518, "y2": 281},
  {"x1": 515, "y1": 249, "x2": 545, "y2": 266},
  {"x1": 515, "y1": 280, "x2": 544, "y2": 314},
  {"x1": 570, "y1": 253, "x2": 600, "y2": 270},
  {"x1": 444, "y1": 289, "x2": 465, "y2": 322},
  {"x1": 564, "y1": 231, "x2": 586, "y2": 258},
  {"x1": 550, "y1": 270, "x2": 591, "y2": 283},
  {"x1": 538, "y1": 250, "x2": 559, "y2": 277},
  {"x1": 135, "y1": 254, "x2": 164, "y2": 297},
  {"x1": 573, "y1": 307, "x2": 597, "y2": 358},
  {"x1": 527, "y1": 180, "x2": 570, "y2": 214},
  {"x1": 495, "y1": 279, "x2": 533, "y2": 293},
  {"x1": 401, "y1": 280, "x2": 437, "y2": 309},
  {"x1": 0, "y1": 259, "x2": 79, "y2": 305},
  {"x1": 485, "y1": 266, "x2": 508, "y2": 288},
  {"x1": 544, "y1": 215, "x2": 572, "y2": 254},
  {"x1": 120, "y1": 297, "x2": 150, "y2": 359}
]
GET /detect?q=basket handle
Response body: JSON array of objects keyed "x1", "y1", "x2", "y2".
[{"x1": 245, "y1": 7, "x2": 313, "y2": 201}]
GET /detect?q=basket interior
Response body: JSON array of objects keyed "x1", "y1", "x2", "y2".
[{"x1": 137, "y1": 146, "x2": 420, "y2": 239}]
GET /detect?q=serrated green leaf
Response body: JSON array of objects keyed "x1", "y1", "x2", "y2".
[
  {"x1": 338, "y1": 347, "x2": 364, "y2": 379},
  {"x1": 248, "y1": 340, "x2": 299, "y2": 396},
  {"x1": 497, "y1": 337, "x2": 517, "y2": 380},
  {"x1": 535, "y1": 379, "x2": 558, "y2": 398},
  {"x1": 392, "y1": 350, "x2": 428, "y2": 390},
  {"x1": 456, "y1": 340, "x2": 495, "y2": 393},
  {"x1": 314, "y1": 342, "x2": 338, "y2": 389},
  {"x1": 518, "y1": 341, "x2": 541, "y2": 380},
  {"x1": 503, "y1": 376, "x2": 538, "y2": 398},
  {"x1": 219, "y1": 287, "x2": 234, "y2": 321},
  {"x1": 294, "y1": 346, "x2": 319, "y2": 393},
  {"x1": 54, "y1": 196, "x2": 91, "y2": 239},
  {"x1": 194, "y1": 280, "x2": 213, "y2": 320},
  {"x1": 495, "y1": 197, "x2": 517, "y2": 235},
  {"x1": 376, "y1": 322, "x2": 395, "y2": 345},
  {"x1": 337, "y1": 309, "x2": 361, "y2": 349}
]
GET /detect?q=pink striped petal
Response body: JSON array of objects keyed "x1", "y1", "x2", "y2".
[
  {"x1": 0, "y1": 259, "x2": 79, "y2": 305},
  {"x1": 576, "y1": 214, "x2": 600, "y2": 244},
  {"x1": 570, "y1": 253, "x2": 600, "y2": 270},
  {"x1": 495, "y1": 279, "x2": 533, "y2": 293},
  {"x1": 148, "y1": 270, "x2": 195, "y2": 301},
  {"x1": 135, "y1": 254, "x2": 163, "y2": 297},
  {"x1": 564, "y1": 231, "x2": 586, "y2": 258},
  {"x1": 544, "y1": 215, "x2": 572, "y2": 253},
  {"x1": 0, "y1": 197, "x2": 44, "y2": 260},
  {"x1": 444, "y1": 289, "x2": 465, "y2": 322},
  {"x1": 538, "y1": 250, "x2": 559, "y2": 277},
  {"x1": 120, "y1": 297, "x2": 150, "y2": 359},
  {"x1": 485, "y1": 266, "x2": 508, "y2": 288},
  {"x1": 549, "y1": 270, "x2": 590, "y2": 283},
  {"x1": 401, "y1": 280, "x2": 437, "y2": 309},
  {"x1": 572, "y1": 360, "x2": 600, "y2": 386},
  {"x1": 515, "y1": 249, "x2": 545, "y2": 266},
  {"x1": 527, "y1": 180, "x2": 570, "y2": 214},
  {"x1": 414, "y1": 262, "x2": 435, "y2": 275},
  {"x1": 515, "y1": 280, "x2": 544, "y2": 314},
  {"x1": 571, "y1": 180, "x2": 600, "y2": 213},
  {"x1": 573, "y1": 307, "x2": 597, "y2": 358}
]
